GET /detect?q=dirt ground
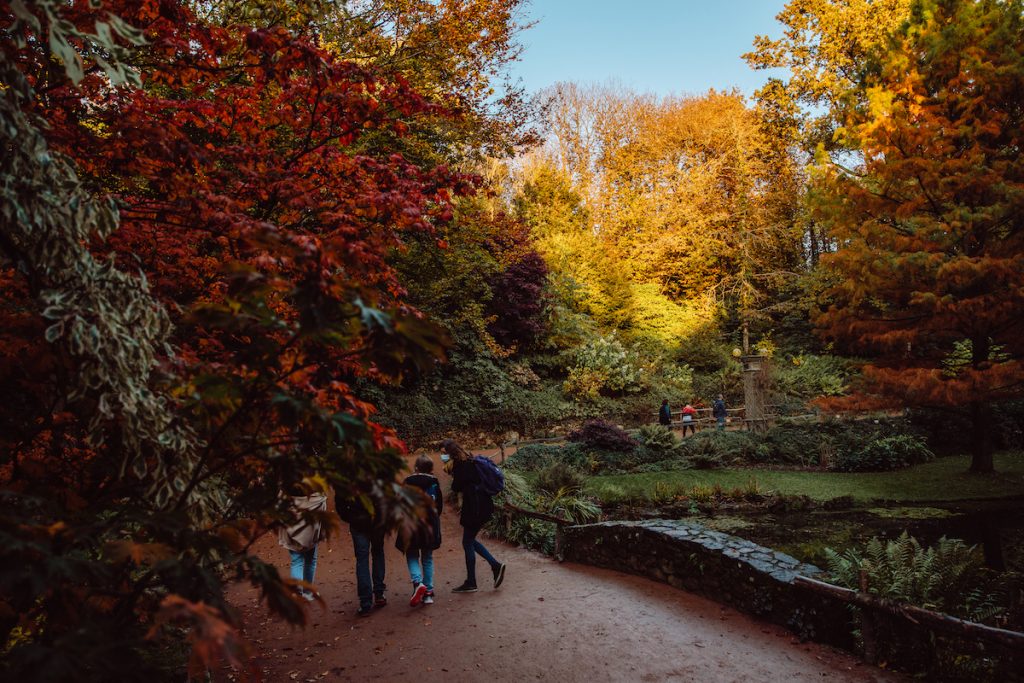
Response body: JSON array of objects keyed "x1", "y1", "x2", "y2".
[{"x1": 227, "y1": 455, "x2": 902, "y2": 683}]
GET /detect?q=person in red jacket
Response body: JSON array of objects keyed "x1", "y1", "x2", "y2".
[{"x1": 681, "y1": 403, "x2": 698, "y2": 436}]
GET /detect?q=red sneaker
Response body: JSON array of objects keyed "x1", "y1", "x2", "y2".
[{"x1": 409, "y1": 583, "x2": 428, "y2": 607}]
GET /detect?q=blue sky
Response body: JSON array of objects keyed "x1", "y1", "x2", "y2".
[{"x1": 510, "y1": 0, "x2": 789, "y2": 98}]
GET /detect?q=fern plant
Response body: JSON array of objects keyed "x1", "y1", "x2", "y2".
[
  {"x1": 487, "y1": 470, "x2": 600, "y2": 554},
  {"x1": 824, "y1": 532, "x2": 1006, "y2": 623},
  {"x1": 636, "y1": 424, "x2": 681, "y2": 451}
]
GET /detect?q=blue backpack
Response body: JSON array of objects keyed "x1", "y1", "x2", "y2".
[{"x1": 473, "y1": 455, "x2": 505, "y2": 496}]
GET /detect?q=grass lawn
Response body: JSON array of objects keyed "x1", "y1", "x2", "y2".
[{"x1": 585, "y1": 451, "x2": 1024, "y2": 504}]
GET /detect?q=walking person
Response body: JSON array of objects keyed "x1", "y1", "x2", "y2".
[
  {"x1": 713, "y1": 394, "x2": 728, "y2": 430},
  {"x1": 337, "y1": 489, "x2": 387, "y2": 616},
  {"x1": 681, "y1": 402, "x2": 698, "y2": 436},
  {"x1": 441, "y1": 439, "x2": 507, "y2": 593},
  {"x1": 278, "y1": 489, "x2": 328, "y2": 601},
  {"x1": 658, "y1": 399, "x2": 672, "y2": 426},
  {"x1": 398, "y1": 454, "x2": 443, "y2": 607}
]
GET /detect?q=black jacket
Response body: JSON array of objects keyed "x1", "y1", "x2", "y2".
[
  {"x1": 396, "y1": 473, "x2": 443, "y2": 552},
  {"x1": 451, "y1": 458, "x2": 495, "y2": 529},
  {"x1": 713, "y1": 399, "x2": 728, "y2": 419},
  {"x1": 335, "y1": 494, "x2": 380, "y2": 535}
]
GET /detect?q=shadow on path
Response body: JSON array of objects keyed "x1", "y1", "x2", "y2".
[{"x1": 226, "y1": 455, "x2": 901, "y2": 683}]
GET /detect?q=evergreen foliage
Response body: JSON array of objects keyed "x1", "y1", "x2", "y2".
[
  {"x1": 568, "y1": 419, "x2": 638, "y2": 452},
  {"x1": 832, "y1": 435, "x2": 935, "y2": 473},
  {"x1": 812, "y1": 0, "x2": 1024, "y2": 472},
  {"x1": 824, "y1": 532, "x2": 1015, "y2": 624},
  {"x1": 636, "y1": 424, "x2": 682, "y2": 451}
]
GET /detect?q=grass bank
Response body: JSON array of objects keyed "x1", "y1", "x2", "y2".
[{"x1": 585, "y1": 451, "x2": 1024, "y2": 504}]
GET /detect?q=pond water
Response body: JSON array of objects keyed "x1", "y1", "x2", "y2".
[{"x1": 691, "y1": 498, "x2": 1024, "y2": 573}]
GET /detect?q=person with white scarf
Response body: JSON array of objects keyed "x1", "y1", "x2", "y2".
[{"x1": 278, "y1": 492, "x2": 328, "y2": 601}]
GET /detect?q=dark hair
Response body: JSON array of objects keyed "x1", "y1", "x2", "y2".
[
  {"x1": 414, "y1": 454, "x2": 434, "y2": 473},
  {"x1": 440, "y1": 438, "x2": 471, "y2": 461},
  {"x1": 662, "y1": 399, "x2": 669, "y2": 405}
]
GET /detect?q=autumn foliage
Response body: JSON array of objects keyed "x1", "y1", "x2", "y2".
[
  {"x1": 812, "y1": 0, "x2": 1024, "y2": 471},
  {"x1": 0, "y1": 0, "x2": 487, "y2": 680}
]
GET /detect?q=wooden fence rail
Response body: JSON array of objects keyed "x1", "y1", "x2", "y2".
[
  {"x1": 793, "y1": 575, "x2": 1024, "y2": 659},
  {"x1": 500, "y1": 502, "x2": 570, "y2": 559}
]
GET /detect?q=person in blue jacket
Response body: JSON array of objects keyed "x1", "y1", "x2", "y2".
[{"x1": 713, "y1": 394, "x2": 728, "y2": 430}]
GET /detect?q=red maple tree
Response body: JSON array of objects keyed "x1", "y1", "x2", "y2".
[{"x1": 1, "y1": 0, "x2": 480, "y2": 678}]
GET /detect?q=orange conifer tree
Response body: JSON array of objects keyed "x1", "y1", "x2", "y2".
[{"x1": 814, "y1": 0, "x2": 1024, "y2": 472}]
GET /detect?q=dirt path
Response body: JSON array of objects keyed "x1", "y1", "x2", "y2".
[{"x1": 228, "y1": 457, "x2": 900, "y2": 683}]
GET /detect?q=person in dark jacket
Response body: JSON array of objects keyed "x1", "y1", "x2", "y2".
[
  {"x1": 659, "y1": 399, "x2": 672, "y2": 426},
  {"x1": 336, "y1": 490, "x2": 387, "y2": 616},
  {"x1": 441, "y1": 439, "x2": 506, "y2": 593},
  {"x1": 712, "y1": 394, "x2": 728, "y2": 430},
  {"x1": 398, "y1": 455, "x2": 443, "y2": 607}
]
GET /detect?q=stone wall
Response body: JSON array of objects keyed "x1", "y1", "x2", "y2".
[
  {"x1": 561, "y1": 520, "x2": 1024, "y2": 680},
  {"x1": 560, "y1": 520, "x2": 853, "y2": 647}
]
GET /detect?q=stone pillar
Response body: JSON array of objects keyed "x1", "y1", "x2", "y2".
[{"x1": 741, "y1": 354, "x2": 769, "y2": 433}]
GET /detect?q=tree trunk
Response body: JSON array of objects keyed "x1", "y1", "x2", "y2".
[
  {"x1": 968, "y1": 335, "x2": 995, "y2": 473},
  {"x1": 968, "y1": 399, "x2": 994, "y2": 472}
]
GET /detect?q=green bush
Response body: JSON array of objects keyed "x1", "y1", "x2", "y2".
[
  {"x1": 910, "y1": 401, "x2": 1024, "y2": 454},
  {"x1": 568, "y1": 419, "x2": 637, "y2": 452},
  {"x1": 535, "y1": 462, "x2": 586, "y2": 495},
  {"x1": 505, "y1": 443, "x2": 591, "y2": 472},
  {"x1": 679, "y1": 430, "x2": 757, "y2": 467},
  {"x1": 563, "y1": 332, "x2": 645, "y2": 400},
  {"x1": 487, "y1": 470, "x2": 600, "y2": 555},
  {"x1": 832, "y1": 434, "x2": 934, "y2": 472},
  {"x1": 757, "y1": 422, "x2": 828, "y2": 466},
  {"x1": 636, "y1": 424, "x2": 681, "y2": 451},
  {"x1": 774, "y1": 353, "x2": 856, "y2": 400},
  {"x1": 825, "y1": 532, "x2": 1020, "y2": 626}
]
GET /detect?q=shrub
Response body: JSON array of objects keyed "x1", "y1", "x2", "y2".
[
  {"x1": 568, "y1": 418, "x2": 637, "y2": 452},
  {"x1": 679, "y1": 430, "x2": 756, "y2": 467},
  {"x1": 757, "y1": 421, "x2": 829, "y2": 466},
  {"x1": 487, "y1": 469, "x2": 599, "y2": 555},
  {"x1": 824, "y1": 532, "x2": 1013, "y2": 624},
  {"x1": 775, "y1": 353, "x2": 856, "y2": 400},
  {"x1": 505, "y1": 443, "x2": 590, "y2": 472},
  {"x1": 535, "y1": 462, "x2": 586, "y2": 495},
  {"x1": 652, "y1": 481, "x2": 684, "y2": 504},
  {"x1": 910, "y1": 401, "x2": 1024, "y2": 454},
  {"x1": 563, "y1": 332, "x2": 645, "y2": 400},
  {"x1": 832, "y1": 434, "x2": 934, "y2": 472},
  {"x1": 636, "y1": 424, "x2": 680, "y2": 451}
]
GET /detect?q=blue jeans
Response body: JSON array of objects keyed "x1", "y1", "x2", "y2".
[
  {"x1": 289, "y1": 546, "x2": 318, "y2": 588},
  {"x1": 406, "y1": 549, "x2": 434, "y2": 591},
  {"x1": 351, "y1": 528, "x2": 386, "y2": 609},
  {"x1": 717, "y1": 417, "x2": 726, "y2": 430},
  {"x1": 462, "y1": 525, "x2": 499, "y2": 586}
]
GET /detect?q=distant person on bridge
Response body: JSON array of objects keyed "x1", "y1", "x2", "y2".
[
  {"x1": 713, "y1": 394, "x2": 728, "y2": 430},
  {"x1": 681, "y1": 403, "x2": 697, "y2": 436},
  {"x1": 441, "y1": 439, "x2": 507, "y2": 594},
  {"x1": 659, "y1": 399, "x2": 672, "y2": 426}
]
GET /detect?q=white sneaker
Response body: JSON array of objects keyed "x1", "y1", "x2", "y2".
[{"x1": 423, "y1": 594, "x2": 434, "y2": 605}]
